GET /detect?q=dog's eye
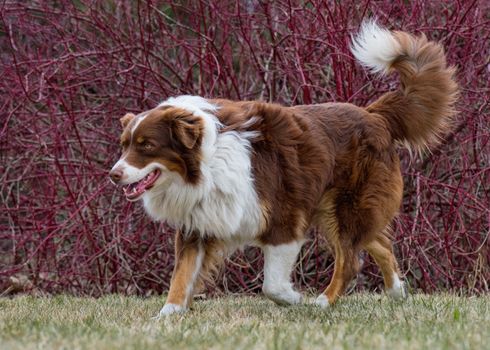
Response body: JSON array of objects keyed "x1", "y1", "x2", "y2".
[{"x1": 143, "y1": 142, "x2": 154, "y2": 151}]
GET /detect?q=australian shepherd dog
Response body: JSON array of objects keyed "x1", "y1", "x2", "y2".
[{"x1": 109, "y1": 21, "x2": 457, "y2": 317}]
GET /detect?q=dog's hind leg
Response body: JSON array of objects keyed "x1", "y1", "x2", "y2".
[
  {"x1": 314, "y1": 240, "x2": 361, "y2": 307},
  {"x1": 313, "y1": 152, "x2": 405, "y2": 307},
  {"x1": 365, "y1": 233, "x2": 406, "y2": 299},
  {"x1": 312, "y1": 190, "x2": 360, "y2": 307}
]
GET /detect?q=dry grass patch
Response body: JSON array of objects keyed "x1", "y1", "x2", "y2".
[{"x1": 0, "y1": 293, "x2": 489, "y2": 350}]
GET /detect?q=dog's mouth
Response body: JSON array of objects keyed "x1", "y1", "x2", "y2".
[{"x1": 123, "y1": 169, "x2": 161, "y2": 201}]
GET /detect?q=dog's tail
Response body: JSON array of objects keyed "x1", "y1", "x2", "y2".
[{"x1": 351, "y1": 21, "x2": 458, "y2": 151}]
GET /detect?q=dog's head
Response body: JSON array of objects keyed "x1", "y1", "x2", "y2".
[{"x1": 109, "y1": 106, "x2": 205, "y2": 201}]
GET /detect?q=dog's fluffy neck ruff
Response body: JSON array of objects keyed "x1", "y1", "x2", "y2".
[{"x1": 142, "y1": 95, "x2": 262, "y2": 241}]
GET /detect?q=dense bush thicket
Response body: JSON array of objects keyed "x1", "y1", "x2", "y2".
[{"x1": 1, "y1": 1, "x2": 488, "y2": 296}]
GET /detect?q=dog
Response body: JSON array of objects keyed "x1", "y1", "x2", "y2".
[{"x1": 109, "y1": 21, "x2": 457, "y2": 317}]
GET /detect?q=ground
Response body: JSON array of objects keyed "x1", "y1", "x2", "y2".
[{"x1": 0, "y1": 293, "x2": 489, "y2": 349}]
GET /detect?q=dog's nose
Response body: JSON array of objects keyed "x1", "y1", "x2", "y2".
[{"x1": 109, "y1": 168, "x2": 123, "y2": 184}]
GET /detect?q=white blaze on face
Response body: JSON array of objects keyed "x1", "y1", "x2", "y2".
[
  {"x1": 130, "y1": 113, "x2": 148, "y2": 136},
  {"x1": 110, "y1": 112, "x2": 150, "y2": 181}
]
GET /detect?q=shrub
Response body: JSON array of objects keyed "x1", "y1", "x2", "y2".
[{"x1": 1, "y1": 0, "x2": 488, "y2": 295}]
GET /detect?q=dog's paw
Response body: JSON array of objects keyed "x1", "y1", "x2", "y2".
[
  {"x1": 264, "y1": 286, "x2": 303, "y2": 305},
  {"x1": 386, "y1": 274, "x2": 407, "y2": 300},
  {"x1": 313, "y1": 294, "x2": 331, "y2": 308},
  {"x1": 153, "y1": 303, "x2": 186, "y2": 319}
]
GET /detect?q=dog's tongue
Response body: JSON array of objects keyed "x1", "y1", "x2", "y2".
[{"x1": 123, "y1": 169, "x2": 160, "y2": 200}]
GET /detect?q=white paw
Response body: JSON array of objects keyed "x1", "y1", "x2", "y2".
[
  {"x1": 314, "y1": 294, "x2": 331, "y2": 308},
  {"x1": 154, "y1": 303, "x2": 186, "y2": 319},
  {"x1": 386, "y1": 274, "x2": 407, "y2": 300},
  {"x1": 263, "y1": 285, "x2": 303, "y2": 305}
]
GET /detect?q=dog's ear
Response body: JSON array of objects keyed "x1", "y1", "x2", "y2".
[
  {"x1": 171, "y1": 112, "x2": 202, "y2": 149},
  {"x1": 120, "y1": 113, "x2": 135, "y2": 129}
]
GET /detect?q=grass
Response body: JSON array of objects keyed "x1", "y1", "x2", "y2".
[{"x1": 0, "y1": 293, "x2": 489, "y2": 350}]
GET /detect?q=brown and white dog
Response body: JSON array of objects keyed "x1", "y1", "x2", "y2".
[{"x1": 109, "y1": 22, "x2": 457, "y2": 317}]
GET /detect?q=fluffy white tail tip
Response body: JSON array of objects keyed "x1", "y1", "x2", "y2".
[{"x1": 351, "y1": 20, "x2": 400, "y2": 75}]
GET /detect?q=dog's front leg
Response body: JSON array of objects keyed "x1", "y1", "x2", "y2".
[
  {"x1": 262, "y1": 240, "x2": 304, "y2": 305},
  {"x1": 157, "y1": 231, "x2": 204, "y2": 317}
]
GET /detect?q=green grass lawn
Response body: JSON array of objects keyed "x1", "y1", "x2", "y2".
[{"x1": 0, "y1": 293, "x2": 489, "y2": 350}]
